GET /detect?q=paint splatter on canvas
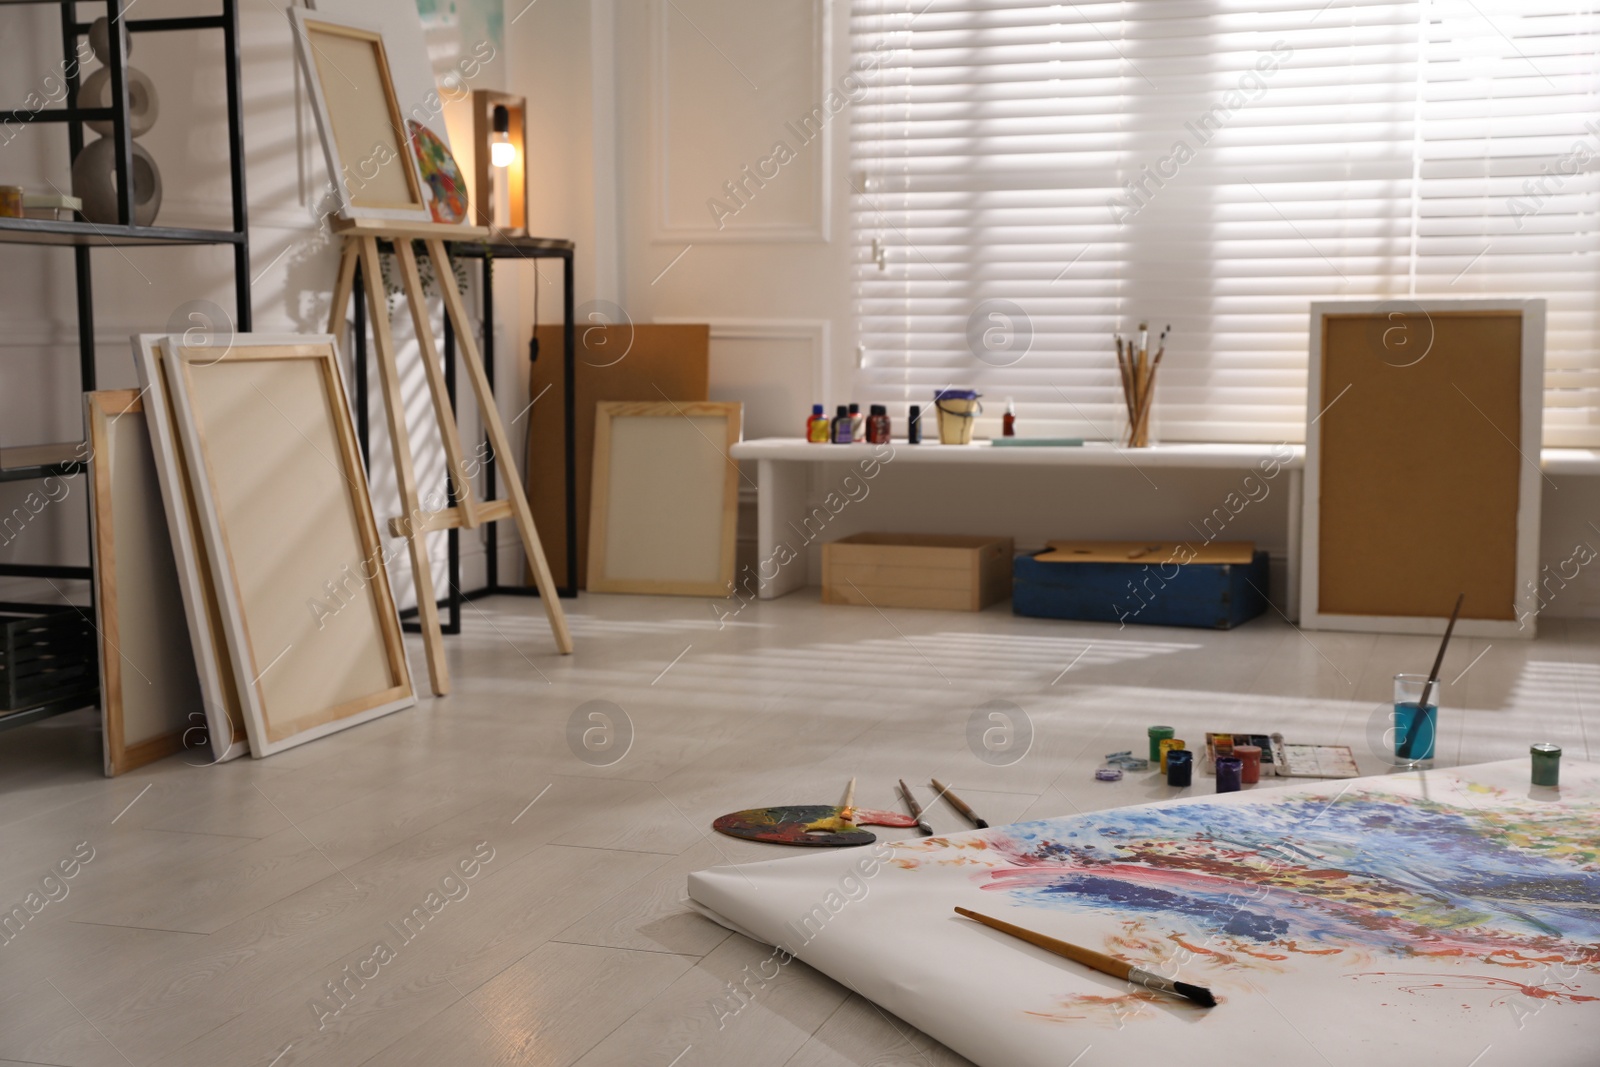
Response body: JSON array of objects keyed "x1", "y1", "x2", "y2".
[{"x1": 892, "y1": 778, "x2": 1600, "y2": 1020}]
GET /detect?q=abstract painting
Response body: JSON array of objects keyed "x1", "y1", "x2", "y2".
[{"x1": 689, "y1": 760, "x2": 1600, "y2": 1066}]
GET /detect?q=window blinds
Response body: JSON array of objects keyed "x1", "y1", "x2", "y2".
[{"x1": 850, "y1": 0, "x2": 1600, "y2": 445}]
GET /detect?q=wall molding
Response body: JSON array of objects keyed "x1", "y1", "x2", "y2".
[
  {"x1": 651, "y1": 315, "x2": 830, "y2": 410},
  {"x1": 649, "y1": 0, "x2": 832, "y2": 244}
]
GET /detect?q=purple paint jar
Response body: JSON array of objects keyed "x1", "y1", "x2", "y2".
[{"x1": 1216, "y1": 755, "x2": 1243, "y2": 793}]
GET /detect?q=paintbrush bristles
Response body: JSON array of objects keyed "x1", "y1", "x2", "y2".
[{"x1": 1114, "y1": 324, "x2": 1168, "y2": 447}]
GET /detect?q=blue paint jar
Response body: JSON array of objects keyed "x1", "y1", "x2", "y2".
[
  {"x1": 1166, "y1": 749, "x2": 1193, "y2": 787},
  {"x1": 1216, "y1": 755, "x2": 1242, "y2": 793}
]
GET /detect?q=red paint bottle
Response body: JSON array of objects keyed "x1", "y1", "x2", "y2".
[
  {"x1": 866, "y1": 404, "x2": 891, "y2": 444},
  {"x1": 1002, "y1": 397, "x2": 1017, "y2": 438}
]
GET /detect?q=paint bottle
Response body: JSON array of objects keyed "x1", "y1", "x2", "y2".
[
  {"x1": 1233, "y1": 744, "x2": 1262, "y2": 785},
  {"x1": 849, "y1": 403, "x2": 864, "y2": 443},
  {"x1": 867, "y1": 404, "x2": 890, "y2": 444},
  {"x1": 1166, "y1": 749, "x2": 1193, "y2": 787},
  {"x1": 1215, "y1": 755, "x2": 1242, "y2": 793},
  {"x1": 1147, "y1": 725, "x2": 1174, "y2": 763},
  {"x1": 830, "y1": 405, "x2": 852, "y2": 444},
  {"x1": 1002, "y1": 397, "x2": 1016, "y2": 437},
  {"x1": 1159, "y1": 737, "x2": 1185, "y2": 773},
  {"x1": 806, "y1": 404, "x2": 829, "y2": 443},
  {"x1": 908, "y1": 404, "x2": 923, "y2": 444},
  {"x1": 1531, "y1": 743, "x2": 1561, "y2": 787}
]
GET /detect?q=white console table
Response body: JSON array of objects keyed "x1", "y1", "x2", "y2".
[
  {"x1": 728, "y1": 438, "x2": 1309, "y2": 610},
  {"x1": 729, "y1": 438, "x2": 1600, "y2": 617}
]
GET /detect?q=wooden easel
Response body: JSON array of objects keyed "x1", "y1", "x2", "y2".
[{"x1": 328, "y1": 217, "x2": 572, "y2": 696}]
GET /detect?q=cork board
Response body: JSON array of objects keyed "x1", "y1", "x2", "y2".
[
  {"x1": 587, "y1": 400, "x2": 741, "y2": 596},
  {"x1": 86, "y1": 391, "x2": 202, "y2": 776},
  {"x1": 524, "y1": 324, "x2": 709, "y2": 589},
  {"x1": 1302, "y1": 301, "x2": 1545, "y2": 636},
  {"x1": 164, "y1": 336, "x2": 415, "y2": 757}
]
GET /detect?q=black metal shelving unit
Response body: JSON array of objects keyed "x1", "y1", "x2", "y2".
[{"x1": 0, "y1": 0, "x2": 250, "y2": 733}]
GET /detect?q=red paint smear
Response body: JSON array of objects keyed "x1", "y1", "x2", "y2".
[{"x1": 1351, "y1": 972, "x2": 1600, "y2": 1008}]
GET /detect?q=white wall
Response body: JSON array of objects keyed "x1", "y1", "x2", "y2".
[{"x1": 507, "y1": 0, "x2": 1600, "y2": 621}]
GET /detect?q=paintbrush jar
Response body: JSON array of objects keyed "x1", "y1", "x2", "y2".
[{"x1": 1392, "y1": 673, "x2": 1438, "y2": 768}]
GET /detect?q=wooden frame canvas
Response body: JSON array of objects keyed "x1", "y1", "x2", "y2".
[
  {"x1": 1301, "y1": 299, "x2": 1545, "y2": 637},
  {"x1": 133, "y1": 335, "x2": 250, "y2": 763},
  {"x1": 588, "y1": 400, "x2": 741, "y2": 596},
  {"x1": 289, "y1": 7, "x2": 432, "y2": 223},
  {"x1": 86, "y1": 390, "x2": 206, "y2": 776},
  {"x1": 164, "y1": 335, "x2": 415, "y2": 757}
]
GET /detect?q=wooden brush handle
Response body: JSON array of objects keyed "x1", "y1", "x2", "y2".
[{"x1": 955, "y1": 907, "x2": 1133, "y2": 981}]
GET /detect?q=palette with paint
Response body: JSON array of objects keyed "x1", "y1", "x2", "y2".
[{"x1": 713, "y1": 805, "x2": 917, "y2": 847}]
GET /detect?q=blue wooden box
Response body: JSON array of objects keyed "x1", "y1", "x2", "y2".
[{"x1": 1012, "y1": 549, "x2": 1270, "y2": 630}]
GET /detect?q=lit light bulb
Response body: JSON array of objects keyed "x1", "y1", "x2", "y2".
[
  {"x1": 491, "y1": 105, "x2": 514, "y2": 168},
  {"x1": 491, "y1": 135, "x2": 515, "y2": 168}
]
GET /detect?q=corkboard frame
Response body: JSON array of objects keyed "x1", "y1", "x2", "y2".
[
  {"x1": 1300, "y1": 299, "x2": 1545, "y2": 638},
  {"x1": 588, "y1": 400, "x2": 742, "y2": 596},
  {"x1": 86, "y1": 390, "x2": 202, "y2": 776},
  {"x1": 164, "y1": 334, "x2": 415, "y2": 757},
  {"x1": 288, "y1": 8, "x2": 433, "y2": 223},
  {"x1": 132, "y1": 336, "x2": 250, "y2": 764}
]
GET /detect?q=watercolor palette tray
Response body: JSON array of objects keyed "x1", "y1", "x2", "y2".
[{"x1": 689, "y1": 760, "x2": 1600, "y2": 1067}]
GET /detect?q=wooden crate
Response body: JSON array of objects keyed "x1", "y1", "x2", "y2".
[{"x1": 821, "y1": 533, "x2": 1013, "y2": 611}]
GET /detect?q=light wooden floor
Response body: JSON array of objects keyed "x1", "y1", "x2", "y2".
[{"x1": 1, "y1": 592, "x2": 1593, "y2": 1066}]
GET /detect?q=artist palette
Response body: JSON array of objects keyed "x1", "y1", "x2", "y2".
[{"x1": 713, "y1": 804, "x2": 916, "y2": 847}]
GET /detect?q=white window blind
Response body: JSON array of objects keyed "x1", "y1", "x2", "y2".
[{"x1": 851, "y1": 0, "x2": 1600, "y2": 445}]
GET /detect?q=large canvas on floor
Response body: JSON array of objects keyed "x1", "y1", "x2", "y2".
[{"x1": 689, "y1": 760, "x2": 1600, "y2": 1067}]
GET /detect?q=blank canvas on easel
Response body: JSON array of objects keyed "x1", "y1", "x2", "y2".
[
  {"x1": 1302, "y1": 300, "x2": 1545, "y2": 637},
  {"x1": 165, "y1": 336, "x2": 414, "y2": 757},
  {"x1": 290, "y1": 7, "x2": 432, "y2": 222},
  {"x1": 86, "y1": 390, "x2": 204, "y2": 776},
  {"x1": 587, "y1": 400, "x2": 741, "y2": 596}
]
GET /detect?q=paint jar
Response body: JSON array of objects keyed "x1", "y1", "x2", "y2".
[
  {"x1": 1159, "y1": 737, "x2": 1185, "y2": 773},
  {"x1": 1531, "y1": 743, "x2": 1561, "y2": 787},
  {"x1": 1215, "y1": 756, "x2": 1242, "y2": 793},
  {"x1": 933, "y1": 388, "x2": 981, "y2": 445},
  {"x1": 1393, "y1": 673, "x2": 1438, "y2": 768},
  {"x1": 1147, "y1": 725, "x2": 1174, "y2": 762},
  {"x1": 1233, "y1": 744, "x2": 1262, "y2": 785},
  {"x1": 1166, "y1": 749, "x2": 1193, "y2": 787},
  {"x1": 0, "y1": 186, "x2": 21, "y2": 218},
  {"x1": 866, "y1": 404, "x2": 891, "y2": 444},
  {"x1": 908, "y1": 404, "x2": 923, "y2": 444}
]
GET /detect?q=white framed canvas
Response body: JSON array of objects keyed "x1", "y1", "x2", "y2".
[
  {"x1": 132, "y1": 335, "x2": 250, "y2": 764},
  {"x1": 162, "y1": 334, "x2": 415, "y2": 757}
]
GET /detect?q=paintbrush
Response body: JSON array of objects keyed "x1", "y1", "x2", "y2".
[
  {"x1": 840, "y1": 777, "x2": 857, "y2": 823},
  {"x1": 897, "y1": 778, "x2": 935, "y2": 836},
  {"x1": 930, "y1": 778, "x2": 988, "y2": 829},
  {"x1": 955, "y1": 907, "x2": 1216, "y2": 1008},
  {"x1": 1416, "y1": 593, "x2": 1465, "y2": 714}
]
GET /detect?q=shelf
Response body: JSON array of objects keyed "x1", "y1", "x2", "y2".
[
  {"x1": 731, "y1": 438, "x2": 1308, "y2": 471},
  {"x1": 0, "y1": 441, "x2": 84, "y2": 483},
  {"x1": 0, "y1": 216, "x2": 246, "y2": 247},
  {"x1": 0, "y1": 695, "x2": 96, "y2": 734}
]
